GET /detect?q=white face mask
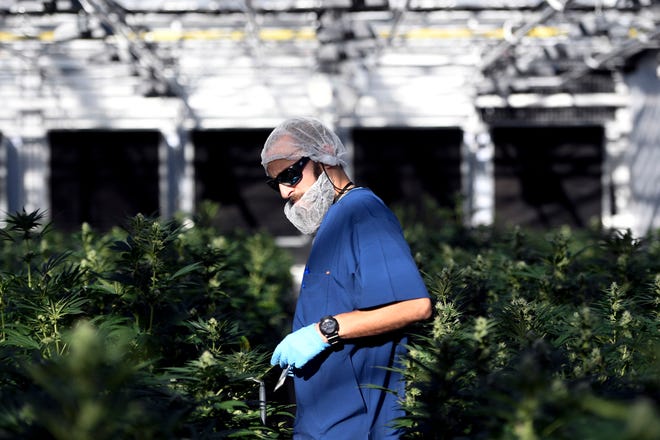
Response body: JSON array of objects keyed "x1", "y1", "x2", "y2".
[{"x1": 283, "y1": 171, "x2": 336, "y2": 235}]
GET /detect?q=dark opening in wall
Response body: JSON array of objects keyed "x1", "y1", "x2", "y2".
[
  {"x1": 352, "y1": 127, "x2": 463, "y2": 214},
  {"x1": 49, "y1": 130, "x2": 160, "y2": 232},
  {"x1": 192, "y1": 129, "x2": 298, "y2": 236},
  {"x1": 492, "y1": 125, "x2": 603, "y2": 229}
]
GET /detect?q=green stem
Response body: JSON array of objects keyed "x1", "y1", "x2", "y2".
[
  {"x1": 53, "y1": 319, "x2": 61, "y2": 354},
  {"x1": 148, "y1": 304, "x2": 154, "y2": 334},
  {"x1": 42, "y1": 329, "x2": 52, "y2": 358},
  {"x1": 25, "y1": 239, "x2": 33, "y2": 289}
]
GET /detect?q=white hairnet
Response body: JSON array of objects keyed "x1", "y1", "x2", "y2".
[{"x1": 261, "y1": 116, "x2": 348, "y2": 171}]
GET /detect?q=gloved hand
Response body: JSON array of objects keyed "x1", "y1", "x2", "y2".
[{"x1": 270, "y1": 323, "x2": 330, "y2": 369}]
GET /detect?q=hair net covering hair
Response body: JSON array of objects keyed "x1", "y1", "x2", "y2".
[{"x1": 261, "y1": 116, "x2": 348, "y2": 172}]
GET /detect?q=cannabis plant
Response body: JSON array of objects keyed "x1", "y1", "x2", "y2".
[
  {"x1": 0, "y1": 209, "x2": 295, "y2": 438},
  {"x1": 398, "y1": 214, "x2": 660, "y2": 440}
]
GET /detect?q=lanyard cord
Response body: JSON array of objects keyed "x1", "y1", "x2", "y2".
[
  {"x1": 333, "y1": 181, "x2": 354, "y2": 204},
  {"x1": 321, "y1": 163, "x2": 355, "y2": 204}
]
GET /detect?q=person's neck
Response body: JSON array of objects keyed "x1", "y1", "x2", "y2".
[
  {"x1": 326, "y1": 169, "x2": 349, "y2": 190},
  {"x1": 322, "y1": 166, "x2": 355, "y2": 201},
  {"x1": 333, "y1": 174, "x2": 356, "y2": 202},
  {"x1": 334, "y1": 180, "x2": 354, "y2": 200}
]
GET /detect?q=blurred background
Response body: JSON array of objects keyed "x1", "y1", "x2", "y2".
[{"x1": 0, "y1": 0, "x2": 658, "y2": 246}]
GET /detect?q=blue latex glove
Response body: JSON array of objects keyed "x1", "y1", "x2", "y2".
[{"x1": 270, "y1": 323, "x2": 330, "y2": 369}]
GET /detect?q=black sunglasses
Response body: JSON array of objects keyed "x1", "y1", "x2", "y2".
[{"x1": 266, "y1": 157, "x2": 311, "y2": 192}]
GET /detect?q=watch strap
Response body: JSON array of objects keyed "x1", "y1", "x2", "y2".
[{"x1": 326, "y1": 332, "x2": 341, "y2": 346}]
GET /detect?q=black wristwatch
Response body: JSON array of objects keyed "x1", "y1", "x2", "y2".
[{"x1": 318, "y1": 315, "x2": 341, "y2": 347}]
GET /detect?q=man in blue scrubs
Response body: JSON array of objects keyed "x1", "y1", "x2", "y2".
[{"x1": 262, "y1": 116, "x2": 432, "y2": 439}]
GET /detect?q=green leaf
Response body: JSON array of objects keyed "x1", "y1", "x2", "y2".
[
  {"x1": 169, "y1": 262, "x2": 203, "y2": 281},
  {"x1": 215, "y1": 400, "x2": 250, "y2": 411}
]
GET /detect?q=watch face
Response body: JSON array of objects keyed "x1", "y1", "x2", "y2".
[{"x1": 320, "y1": 317, "x2": 338, "y2": 335}]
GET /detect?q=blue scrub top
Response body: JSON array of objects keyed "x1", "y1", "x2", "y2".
[{"x1": 292, "y1": 187, "x2": 430, "y2": 439}]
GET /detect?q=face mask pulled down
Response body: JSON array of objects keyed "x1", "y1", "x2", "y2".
[{"x1": 284, "y1": 172, "x2": 335, "y2": 235}]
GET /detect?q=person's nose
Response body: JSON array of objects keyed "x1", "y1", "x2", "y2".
[{"x1": 279, "y1": 184, "x2": 294, "y2": 199}]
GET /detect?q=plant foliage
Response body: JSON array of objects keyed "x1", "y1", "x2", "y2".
[
  {"x1": 395, "y1": 198, "x2": 660, "y2": 440},
  {"x1": 0, "y1": 201, "x2": 658, "y2": 439},
  {"x1": 0, "y1": 207, "x2": 294, "y2": 439}
]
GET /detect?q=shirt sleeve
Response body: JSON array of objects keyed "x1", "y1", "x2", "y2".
[{"x1": 352, "y1": 199, "x2": 430, "y2": 310}]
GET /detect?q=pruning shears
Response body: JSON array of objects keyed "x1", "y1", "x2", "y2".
[{"x1": 274, "y1": 365, "x2": 292, "y2": 391}]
